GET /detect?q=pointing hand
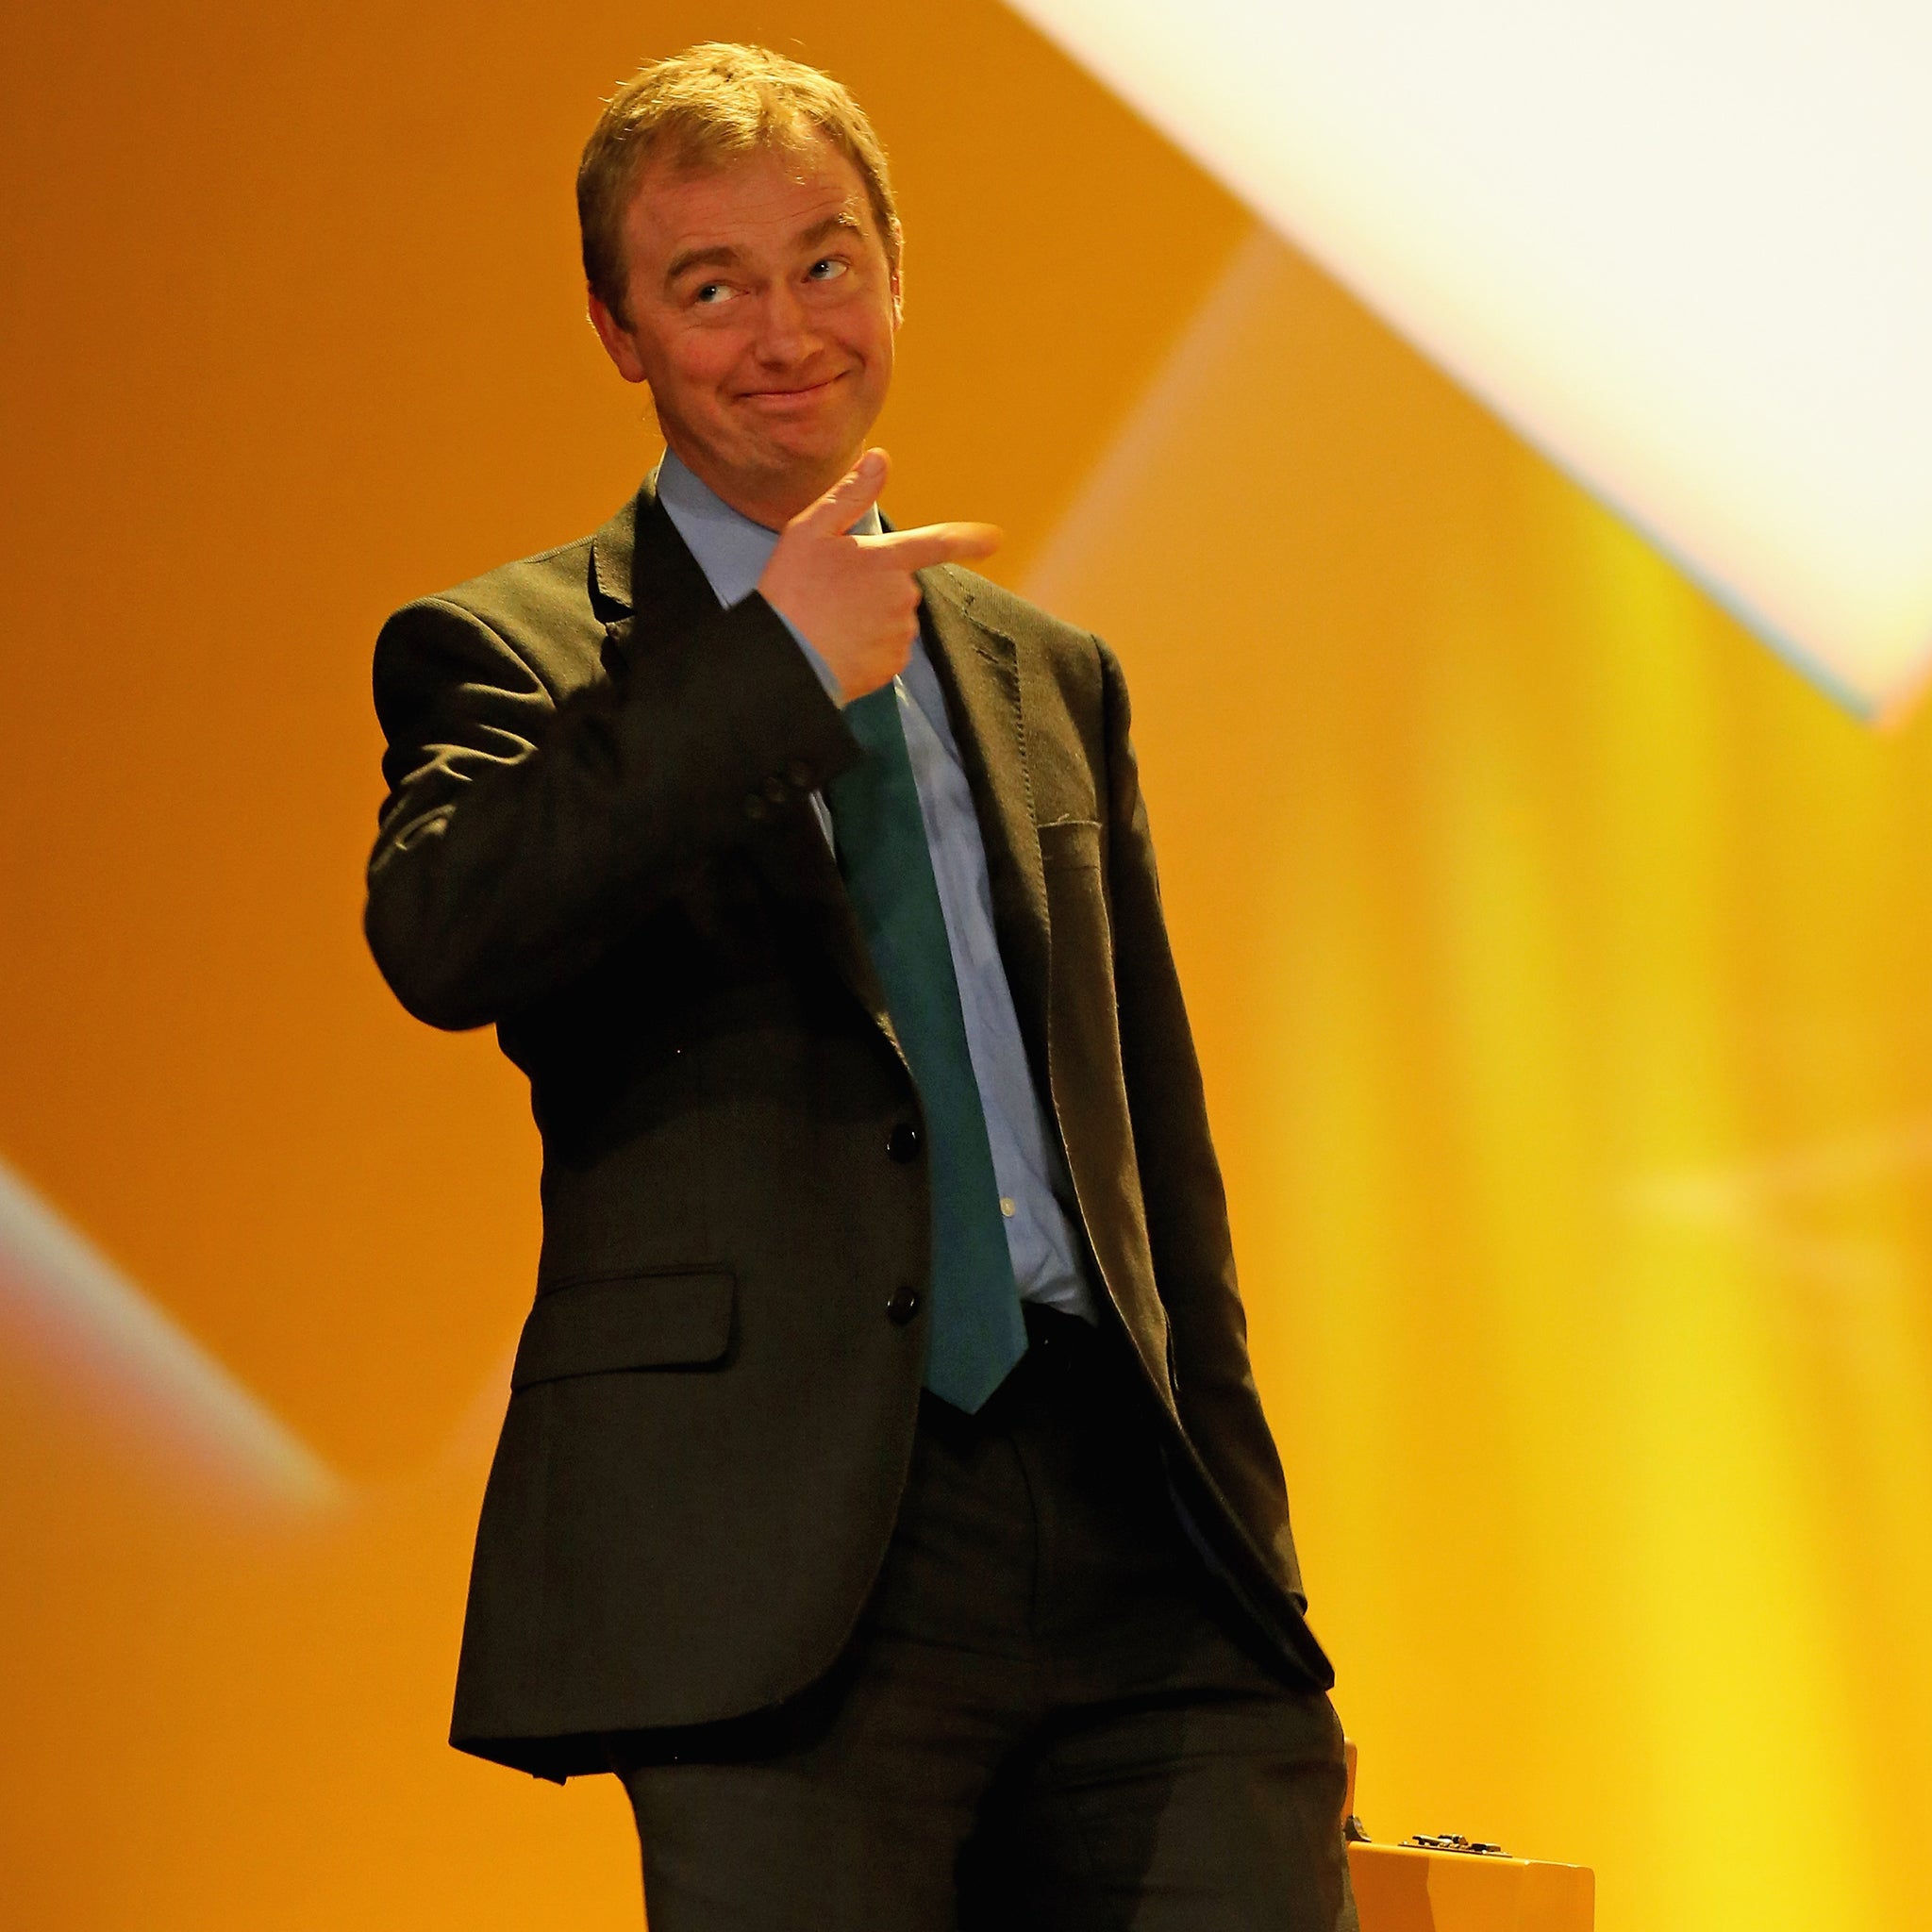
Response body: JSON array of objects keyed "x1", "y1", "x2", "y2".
[{"x1": 757, "y1": 449, "x2": 1002, "y2": 702}]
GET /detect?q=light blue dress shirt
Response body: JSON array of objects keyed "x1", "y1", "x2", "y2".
[{"x1": 657, "y1": 449, "x2": 1096, "y2": 1323}]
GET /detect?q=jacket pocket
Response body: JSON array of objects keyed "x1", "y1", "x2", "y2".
[{"x1": 509, "y1": 1268, "x2": 736, "y2": 1390}]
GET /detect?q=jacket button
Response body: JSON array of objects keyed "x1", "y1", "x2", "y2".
[
  {"x1": 787, "y1": 758, "x2": 816, "y2": 790},
  {"x1": 763, "y1": 774, "x2": 790, "y2": 804},
  {"x1": 744, "y1": 793, "x2": 769, "y2": 822},
  {"x1": 887, "y1": 1122, "x2": 921, "y2": 1163},
  {"x1": 886, "y1": 1286, "x2": 923, "y2": 1324}
]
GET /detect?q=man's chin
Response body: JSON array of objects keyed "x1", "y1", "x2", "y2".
[
  {"x1": 671, "y1": 421, "x2": 871, "y2": 520},
  {"x1": 743, "y1": 433, "x2": 868, "y2": 495}
]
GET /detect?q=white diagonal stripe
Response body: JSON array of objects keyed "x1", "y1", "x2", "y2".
[
  {"x1": 1008, "y1": 0, "x2": 1932, "y2": 716},
  {"x1": 0, "y1": 1157, "x2": 343, "y2": 1513}
]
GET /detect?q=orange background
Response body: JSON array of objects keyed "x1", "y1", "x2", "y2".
[{"x1": 4, "y1": 3, "x2": 1929, "y2": 1926}]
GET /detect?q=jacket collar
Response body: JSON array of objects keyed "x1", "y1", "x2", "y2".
[
  {"x1": 590, "y1": 490, "x2": 636, "y2": 614},
  {"x1": 590, "y1": 467, "x2": 723, "y2": 636}
]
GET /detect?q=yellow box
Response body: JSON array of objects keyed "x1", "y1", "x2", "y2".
[
  {"x1": 1341, "y1": 1745, "x2": 1593, "y2": 1930},
  {"x1": 1348, "y1": 1840, "x2": 1594, "y2": 1931}
]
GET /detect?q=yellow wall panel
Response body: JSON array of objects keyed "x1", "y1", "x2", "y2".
[{"x1": 1031, "y1": 228, "x2": 1932, "y2": 1930}]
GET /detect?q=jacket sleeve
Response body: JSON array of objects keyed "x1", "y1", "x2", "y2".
[
  {"x1": 364, "y1": 590, "x2": 858, "y2": 1032},
  {"x1": 1094, "y1": 638, "x2": 1300, "y2": 1585}
]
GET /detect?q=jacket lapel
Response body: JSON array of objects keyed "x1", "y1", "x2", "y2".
[
  {"x1": 916, "y1": 568, "x2": 1053, "y2": 1094},
  {"x1": 593, "y1": 476, "x2": 896, "y2": 1042}
]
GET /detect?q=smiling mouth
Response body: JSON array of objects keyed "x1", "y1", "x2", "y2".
[{"x1": 740, "y1": 373, "x2": 846, "y2": 405}]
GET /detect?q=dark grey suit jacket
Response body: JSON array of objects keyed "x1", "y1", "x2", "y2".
[{"x1": 365, "y1": 475, "x2": 1331, "y2": 1780}]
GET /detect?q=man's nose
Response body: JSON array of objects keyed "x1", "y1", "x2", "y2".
[{"x1": 752, "y1": 282, "x2": 814, "y2": 363}]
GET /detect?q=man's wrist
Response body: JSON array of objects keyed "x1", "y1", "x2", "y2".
[{"x1": 748, "y1": 593, "x2": 847, "y2": 708}]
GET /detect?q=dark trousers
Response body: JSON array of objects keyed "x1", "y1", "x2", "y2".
[{"x1": 615, "y1": 1307, "x2": 1358, "y2": 1931}]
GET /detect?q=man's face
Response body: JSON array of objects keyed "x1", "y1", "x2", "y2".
[{"x1": 591, "y1": 138, "x2": 901, "y2": 525}]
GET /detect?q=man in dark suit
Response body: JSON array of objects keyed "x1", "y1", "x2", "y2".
[{"x1": 366, "y1": 41, "x2": 1357, "y2": 1932}]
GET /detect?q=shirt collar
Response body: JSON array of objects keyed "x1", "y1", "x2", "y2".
[{"x1": 656, "y1": 445, "x2": 882, "y2": 611}]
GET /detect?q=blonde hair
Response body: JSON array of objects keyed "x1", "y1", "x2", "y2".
[{"x1": 578, "y1": 42, "x2": 902, "y2": 325}]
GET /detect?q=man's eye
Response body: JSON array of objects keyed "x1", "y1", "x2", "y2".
[
  {"x1": 694, "y1": 282, "x2": 729, "y2": 305},
  {"x1": 806, "y1": 258, "x2": 848, "y2": 282}
]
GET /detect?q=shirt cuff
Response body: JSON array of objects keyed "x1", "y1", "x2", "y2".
[{"x1": 767, "y1": 606, "x2": 845, "y2": 708}]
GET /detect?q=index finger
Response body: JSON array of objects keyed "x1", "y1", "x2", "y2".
[{"x1": 864, "y1": 521, "x2": 1004, "y2": 573}]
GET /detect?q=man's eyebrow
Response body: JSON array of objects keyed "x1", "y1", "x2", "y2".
[
  {"x1": 797, "y1": 211, "x2": 864, "y2": 251},
  {"x1": 663, "y1": 211, "x2": 864, "y2": 287},
  {"x1": 663, "y1": 242, "x2": 742, "y2": 286}
]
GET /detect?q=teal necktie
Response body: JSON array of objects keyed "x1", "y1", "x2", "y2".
[{"x1": 825, "y1": 680, "x2": 1027, "y2": 1412}]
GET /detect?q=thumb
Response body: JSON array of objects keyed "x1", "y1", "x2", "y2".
[{"x1": 794, "y1": 447, "x2": 890, "y2": 535}]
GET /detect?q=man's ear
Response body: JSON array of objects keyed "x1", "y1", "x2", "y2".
[{"x1": 588, "y1": 286, "x2": 649, "y2": 385}]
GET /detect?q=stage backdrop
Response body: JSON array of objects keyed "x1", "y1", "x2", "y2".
[{"x1": 4, "y1": 4, "x2": 1928, "y2": 1927}]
